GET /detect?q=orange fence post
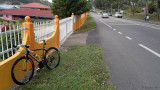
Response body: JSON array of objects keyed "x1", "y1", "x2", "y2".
[
  {"x1": 22, "y1": 16, "x2": 34, "y2": 50},
  {"x1": 54, "y1": 15, "x2": 60, "y2": 46},
  {"x1": 71, "y1": 13, "x2": 75, "y2": 32}
]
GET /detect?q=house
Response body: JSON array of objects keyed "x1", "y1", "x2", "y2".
[
  {"x1": 0, "y1": 3, "x2": 53, "y2": 20},
  {"x1": 19, "y1": 3, "x2": 50, "y2": 10},
  {"x1": 0, "y1": 9, "x2": 53, "y2": 20}
]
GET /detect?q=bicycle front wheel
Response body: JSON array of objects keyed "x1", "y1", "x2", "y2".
[
  {"x1": 45, "y1": 47, "x2": 60, "y2": 70},
  {"x1": 11, "y1": 56, "x2": 34, "y2": 85}
]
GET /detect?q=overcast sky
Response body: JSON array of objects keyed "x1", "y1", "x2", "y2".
[{"x1": 48, "y1": 0, "x2": 52, "y2": 3}]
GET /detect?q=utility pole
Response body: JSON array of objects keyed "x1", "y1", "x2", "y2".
[
  {"x1": 118, "y1": 0, "x2": 119, "y2": 12},
  {"x1": 146, "y1": 0, "x2": 149, "y2": 14},
  {"x1": 111, "y1": 4, "x2": 112, "y2": 14},
  {"x1": 157, "y1": 0, "x2": 160, "y2": 20}
]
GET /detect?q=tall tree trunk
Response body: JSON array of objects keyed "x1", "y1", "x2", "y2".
[
  {"x1": 130, "y1": 1, "x2": 136, "y2": 15},
  {"x1": 151, "y1": 0, "x2": 154, "y2": 4},
  {"x1": 145, "y1": 0, "x2": 149, "y2": 15},
  {"x1": 132, "y1": 6, "x2": 135, "y2": 15},
  {"x1": 157, "y1": 0, "x2": 160, "y2": 20}
]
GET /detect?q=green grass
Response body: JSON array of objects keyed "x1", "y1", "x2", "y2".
[
  {"x1": 77, "y1": 15, "x2": 96, "y2": 33},
  {"x1": 17, "y1": 45, "x2": 114, "y2": 90},
  {"x1": 124, "y1": 13, "x2": 160, "y2": 22}
]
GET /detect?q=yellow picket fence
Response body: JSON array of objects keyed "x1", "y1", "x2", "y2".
[{"x1": 0, "y1": 12, "x2": 88, "y2": 90}]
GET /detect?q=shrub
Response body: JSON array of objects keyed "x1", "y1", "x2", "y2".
[
  {"x1": 135, "y1": 6, "x2": 142, "y2": 13},
  {"x1": 12, "y1": 21, "x2": 16, "y2": 24},
  {"x1": 1, "y1": 25, "x2": 13, "y2": 32},
  {"x1": 149, "y1": 3, "x2": 156, "y2": 14},
  {"x1": 18, "y1": 19, "x2": 23, "y2": 23},
  {"x1": 6, "y1": 20, "x2": 10, "y2": 24},
  {"x1": 0, "y1": 18, "x2": 3, "y2": 22}
]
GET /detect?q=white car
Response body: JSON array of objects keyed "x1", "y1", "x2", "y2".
[
  {"x1": 115, "y1": 12, "x2": 123, "y2": 18},
  {"x1": 98, "y1": 12, "x2": 101, "y2": 15},
  {"x1": 101, "y1": 13, "x2": 109, "y2": 18}
]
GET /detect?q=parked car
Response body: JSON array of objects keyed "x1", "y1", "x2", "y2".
[
  {"x1": 115, "y1": 12, "x2": 123, "y2": 18},
  {"x1": 97, "y1": 12, "x2": 101, "y2": 15},
  {"x1": 108, "y1": 12, "x2": 112, "y2": 16},
  {"x1": 101, "y1": 13, "x2": 109, "y2": 18}
]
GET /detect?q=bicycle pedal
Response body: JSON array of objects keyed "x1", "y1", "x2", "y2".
[{"x1": 36, "y1": 68, "x2": 41, "y2": 72}]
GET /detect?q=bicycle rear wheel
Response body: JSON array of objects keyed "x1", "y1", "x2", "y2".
[
  {"x1": 11, "y1": 56, "x2": 34, "y2": 85},
  {"x1": 45, "y1": 47, "x2": 60, "y2": 70}
]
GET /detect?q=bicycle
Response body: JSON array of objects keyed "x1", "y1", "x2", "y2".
[{"x1": 11, "y1": 40, "x2": 60, "y2": 85}]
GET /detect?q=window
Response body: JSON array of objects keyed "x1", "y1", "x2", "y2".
[
  {"x1": 0, "y1": 14, "x2": 2, "y2": 17},
  {"x1": 6, "y1": 14, "x2": 9, "y2": 18}
]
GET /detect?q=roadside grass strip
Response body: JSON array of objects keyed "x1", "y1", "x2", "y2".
[
  {"x1": 17, "y1": 45, "x2": 114, "y2": 90},
  {"x1": 124, "y1": 13, "x2": 160, "y2": 22},
  {"x1": 77, "y1": 16, "x2": 96, "y2": 33}
]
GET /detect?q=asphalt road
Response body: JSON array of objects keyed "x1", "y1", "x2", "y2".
[{"x1": 87, "y1": 13, "x2": 160, "y2": 90}]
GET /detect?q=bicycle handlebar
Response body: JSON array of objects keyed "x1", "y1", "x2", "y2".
[
  {"x1": 13, "y1": 45, "x2": 30, "y2": 48},
  {"x1": 13, "y1": 45, "x2": 34, "y2": 52}
]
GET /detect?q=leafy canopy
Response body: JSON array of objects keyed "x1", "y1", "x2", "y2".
[{"x1": 50, "y1": 0, "x2": 91, "y2": 18}]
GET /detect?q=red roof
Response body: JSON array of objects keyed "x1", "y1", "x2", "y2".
[
  {"x1": 0, "y1": 9, "x2": 53, "y2": 17},
  {"x1": 19, "y1": 3, "x2": 50, "y2": 9}
]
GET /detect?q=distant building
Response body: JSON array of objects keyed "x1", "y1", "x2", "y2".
[
  {"x1": 19, "y1": 3, "x2": 50, "y2": 10},
  {"x1": 0, "y1": 7, "x2": 5, "y2": 10},
  {"x1": 0, "y1": 5, "x2": 19, "y2": 9},
  {"x1": 0, "y1": 9, "x2": 53, "y2": 20},
  {"x1": 0, "y1": 3, "x2": 53, "y2": 20}
]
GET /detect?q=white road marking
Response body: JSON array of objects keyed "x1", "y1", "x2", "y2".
[
  {"x1": 113, "y1": 29, "x2": 116, "y2": 31},
  {"x1": 118, "y1": 32, "x2": 122, "y2": 34},
  {"x1": 90, "y1": 14, "x2": 113, "y2": 28},
  {"x1": 126, "y1": 36, "x2": 132, "y2": 40},
  {"x1": 151, "y1": 27, "x2": 160, "y2": 30},
  {"x1": 138, "y1": 44, "x2": 160, "y2": 58}
]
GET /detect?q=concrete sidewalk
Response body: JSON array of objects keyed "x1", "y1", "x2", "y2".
[{"x1": 62, "y1": 31, "x2": 89, "y2": 46}]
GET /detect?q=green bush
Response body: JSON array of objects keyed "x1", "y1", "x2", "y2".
[
  {"x1": 12, "y1": 20, "x2": 16, "y2": 24},
  {"x1": 135, "y1": 6, "x2": 142, "y2": 13},
  {"x1": 35, "y1": 20, "x2": 40, "y2": 23},
  {"x1": 149, "y1": 3, "x2": 156, "y2": 14},
  {"x1": 123, "y1": 6, "x2": 131, "y2": 14},
  {"x1": 18, "y1": 19, "x2": 23, "y2": 23},
  {"x1": 0, "y1": 18, "x2": 3, "y2": 22}
]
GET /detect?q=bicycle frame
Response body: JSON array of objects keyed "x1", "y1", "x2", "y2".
[
  {"x1": 25, "y1": 40, "x2": 47, "y2": 63},
  {"x1": 28, "y1": 49, "x2": 47, "y2": 63}
]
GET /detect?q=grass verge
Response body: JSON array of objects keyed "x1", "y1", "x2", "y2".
[
  {"x1": 124, "y1": 13, "x2": 160, "y2": 22},
  {"x1": 77, "y1": 15, "x2": 96, "y2": 33},
  {"x1": 17, "y1": 45, "x2": 114, "y2": 90}
]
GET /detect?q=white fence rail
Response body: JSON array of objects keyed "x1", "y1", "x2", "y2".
[
  {"x1": 59, "y1": 17, "x2": 73, "y2": 45},
  {"x1": 34, "y1": 21, "x2": 55, "y2": 42},
  {"x1": 0, "y1": 16, "x2": 75, "y2": 61},
  {"x1": 0, "y1": 25, "x2": 26, "y2": 60}
]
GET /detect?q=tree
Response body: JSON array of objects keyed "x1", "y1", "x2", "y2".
[
  {"x1": 11, "y1": 0, "x2": 20, "y2": 5},
  {"x1": 149, "y1": 0, "x2": 156, "y2": 14},
  {"x1": 129, "y1": 0, "x2": 139, "y2": 15},
  {"x1": 157, "y1": 0, "x2": 160, "y2": 20},
  {"x1": 145, "y1": 0, "x2": 149, "y2": 14},
  {"x1": 50, "y1": 0, "x2": 91, "y2": 18}
]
